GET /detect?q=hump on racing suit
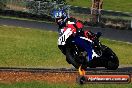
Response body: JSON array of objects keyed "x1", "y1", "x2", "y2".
[{"x1": 63, "y1": 17, "x2": 84, "y2": 33}]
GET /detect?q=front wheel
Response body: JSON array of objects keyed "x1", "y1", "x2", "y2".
[
  {"x1": 102, "y1": 45, "x2": 119, "y2": 70},
  {"x1": 107, "y1": 59, "x2": 119, "y2": 70}
]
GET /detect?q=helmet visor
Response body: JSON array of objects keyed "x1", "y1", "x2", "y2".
[{"x1": 53, "y1": 10, "x2": 63, "y2": 18}]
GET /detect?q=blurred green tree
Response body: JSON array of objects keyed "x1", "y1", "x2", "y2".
[{"x1": 0, "y1": 0, "x2": 7, "y2": 9}]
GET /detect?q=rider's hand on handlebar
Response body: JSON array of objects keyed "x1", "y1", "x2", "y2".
[{"x1": 95, "y1": 32, "x2": 102, "y2": 38}]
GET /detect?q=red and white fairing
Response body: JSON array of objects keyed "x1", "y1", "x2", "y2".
[{"x1": 58, "y1": 21, "x2": 76, "y2": 45}]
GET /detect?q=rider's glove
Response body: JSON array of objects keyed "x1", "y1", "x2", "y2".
[{"x1": 95, "y1": 32, "x2": 102, "y2": 38}]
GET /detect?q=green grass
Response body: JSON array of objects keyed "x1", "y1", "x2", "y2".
[
  {"x1": 0, "y1": 25, "x2": 68, "y2": 68},
  {"x1": 66, "y1": 0, "x2": 132, "y2": 12},
  {"x1": 0, "y1": 25, "x2": 132, "y2": 68},
  {"x1": 0, "y1": 25, "x2": 132, "y2": 87},
  {"x1": 0, "y1": 82, "x2": 69, "y2": 88},
  {"x1": 0, "y1": 82, "x2": 132, "y2": 88}
]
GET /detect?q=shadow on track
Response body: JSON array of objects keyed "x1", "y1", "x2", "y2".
[{"x1": 85, "y1": 66, "x2": 132, "y2": 73}]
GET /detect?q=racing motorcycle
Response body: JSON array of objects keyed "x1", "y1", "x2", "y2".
[{"x1": 58, "y1": 27, "x2": 119, "y2": 70}]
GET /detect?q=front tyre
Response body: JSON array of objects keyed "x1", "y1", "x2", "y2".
[
  {"x1": 102, "y1": 46, "x2": 119, "y2": 70},
  {"x1": 107, "y1": 59, "x2": 119, "y2": 70}
]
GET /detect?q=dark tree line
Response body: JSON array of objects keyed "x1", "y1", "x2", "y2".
[{"x1": 0, "y1": 0, "x2": 7, "y2": 9}]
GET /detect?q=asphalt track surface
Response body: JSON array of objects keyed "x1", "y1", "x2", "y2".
[
  {"x1": 0, "y1": 67, "x2": 132, "y2": 73},
  {"x1": 0, "y1": 17, "x2": 132, "y2": 43},
  {"x1": 0, "y1": 17, "x2": 132, "y2": 83}
]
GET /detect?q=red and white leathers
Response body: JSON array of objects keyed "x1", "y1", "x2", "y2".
[{"x1": 62, "y1": 18, "x2": 99, "y2": 60}]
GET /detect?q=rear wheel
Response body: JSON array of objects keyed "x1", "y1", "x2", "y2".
[
  {"x1": 66, "y1": 45, "x2": 87, "y2": 69},
  {"x1": 66, "y1": 57, "x2": 71, "y2": 64},
  {"x1": 66, "y1": 46, "x2": 80, "y2": 69}
]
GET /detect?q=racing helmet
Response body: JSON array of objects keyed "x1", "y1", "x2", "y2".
[{"x1": 53, "y1": 9, "x2": 68, "y2": 27}]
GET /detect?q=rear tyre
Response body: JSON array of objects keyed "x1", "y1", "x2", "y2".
[
  {"x1": 66, "y1": 57, "x2": 71, "y2": 64},
  {"x1": 66, "y1": 46, "x2": 80, "y2": 69},
  {"x1": 66, "y1": 45, "x2": 88, "y2": 69}
]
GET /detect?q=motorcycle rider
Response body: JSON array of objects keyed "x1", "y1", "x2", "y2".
[{"x1": 53, "y1": 9, "x2": 100, "y2": 63}]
